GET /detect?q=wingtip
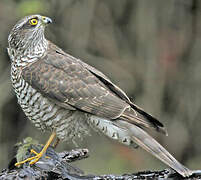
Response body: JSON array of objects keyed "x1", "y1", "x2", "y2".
[{"x1": 158, "y1": 127, "x2": 168, "y2": 136}]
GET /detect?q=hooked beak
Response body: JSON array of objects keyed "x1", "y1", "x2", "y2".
[{"x1": 42, "y1": 16, "x2": 52, "y2": 25}]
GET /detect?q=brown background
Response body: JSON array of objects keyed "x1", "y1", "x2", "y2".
[{"x1": 0, "y1": 0, "x2": 201, "y2": 174}]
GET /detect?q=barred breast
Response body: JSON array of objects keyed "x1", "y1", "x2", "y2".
[{"x1": 11, "y1": 65, "x2": 91, "y2": 142}]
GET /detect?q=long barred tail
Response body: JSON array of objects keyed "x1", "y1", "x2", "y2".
[
  {"x1": 89, "y1": 116, "x2": 192, "y2": 177},
  {"x1": 116, "y1": 120, "x2": 193, "y2": 177}
]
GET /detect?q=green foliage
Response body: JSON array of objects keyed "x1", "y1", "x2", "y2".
[
  {"x1": 16, "y1": 137, "x2": 39, "y2": 164},
  {"x1": 17, "y1": 0, "x2": 48, "y2": 16}
]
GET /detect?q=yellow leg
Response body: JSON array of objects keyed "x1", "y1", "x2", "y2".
[{"x1": 15, "y1": 131, "x2": 56, "y2": 167}]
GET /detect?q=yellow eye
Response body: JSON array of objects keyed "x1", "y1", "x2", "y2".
[{"x1": 29, "y1": 18, "x2": 38, "y2": 26}]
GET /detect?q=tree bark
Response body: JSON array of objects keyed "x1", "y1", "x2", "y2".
[{"x1": 0, "y1": 141, "x2": 200, "y2": 180}]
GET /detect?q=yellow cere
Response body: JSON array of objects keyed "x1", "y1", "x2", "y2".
[
  {"x1": 42, "y1": 16, "x2": 46, "y2": 20},
  {"x1": 29, "y1": 18, "x2": 38, "y2": 26}
]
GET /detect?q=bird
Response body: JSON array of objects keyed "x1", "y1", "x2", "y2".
[{"x1": 7, "y1": 14, "x2": 192, "y2": 177}]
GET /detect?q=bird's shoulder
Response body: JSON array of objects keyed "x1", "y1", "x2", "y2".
[{"x1": 46, "y1": 41, "x2": 132, "y2": 103}]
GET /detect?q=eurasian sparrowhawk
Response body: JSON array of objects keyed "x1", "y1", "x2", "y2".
[{"x1": 7, "y1": 15, "x2": 192, "y2": 177}]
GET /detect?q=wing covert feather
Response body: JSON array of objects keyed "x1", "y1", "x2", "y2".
[
  {"x1": 22, "y1": 42, "x2": 165, "y2": 133},
  {"x1": 22, "y1": 47, "x2": 129, "y2": 119}
]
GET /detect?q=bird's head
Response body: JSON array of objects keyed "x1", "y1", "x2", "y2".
[{"x1": 8, "y1": 15, "x2": 52, "y2": 53}]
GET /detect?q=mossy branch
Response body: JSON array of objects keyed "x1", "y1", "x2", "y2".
[{"x1": 0, "y1": 138, "x2": 201, "y2": 180}]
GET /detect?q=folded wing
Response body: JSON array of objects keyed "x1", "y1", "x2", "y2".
[{"x1": 22, "y1": 42, "x2": 166, "y2": 133}]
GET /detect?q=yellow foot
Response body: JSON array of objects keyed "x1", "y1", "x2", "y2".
[
  {"x1": 30, "y1": 149, "x2": 39, "y2": 155},
  {"x1": 30, "y1": 149, "x2": 50, "y2": 159},
  {"x1": 15, "y1": 149, "x2": 50, "y2": 167},
  {"x1": 14, "y1": 149, "x2": 43, "y2": 166},
  {"x1": 15, "y1": 131, "x2": 56, "y2": 167},
  {"x1": 29, "y1": 151, "x2": 43, "y2": 165}
]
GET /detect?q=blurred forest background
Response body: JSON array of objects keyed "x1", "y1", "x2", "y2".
[{"x1": 0, "y1": 0, "x2": 201, "y2": 175}]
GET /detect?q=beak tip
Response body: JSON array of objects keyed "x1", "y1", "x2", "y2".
[
  {"x1": 46, "y1": 17, "x2": 52, "y2": 24},
  {"x1": 47, "y1": 18, "x2": 52, "y2": 24}
]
